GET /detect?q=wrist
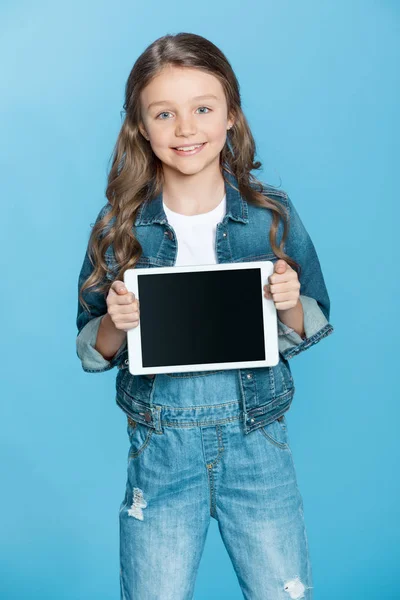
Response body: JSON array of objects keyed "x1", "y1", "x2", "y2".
[
  {"x1": 100, "y1": 312, "x2": 126, "y2": 341},
  {"x1": 95, "y1": 313, "x2": 127, "y2": 361},
  {"x1": 277, "y1": 298, "x2": 305, "y2": 338}
]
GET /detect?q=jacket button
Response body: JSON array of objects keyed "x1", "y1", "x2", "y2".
[
  {"x1": 222, "y1": 232, "x2": 227, "y2": 237},
  {"x1": 250, "y1": 418, "x2": 255, "y2": 423},
  {"x1": 246, "y1": 373, "x2": 253, "y2": 379}
]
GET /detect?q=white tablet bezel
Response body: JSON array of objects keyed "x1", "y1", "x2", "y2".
[{"x1": 123, "y1": 261, "x2": 279, "y2": 376}]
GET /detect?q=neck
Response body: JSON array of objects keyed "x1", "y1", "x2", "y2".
[{"x1": 162, "y1": 162, "x2": 225, "y2": 216}]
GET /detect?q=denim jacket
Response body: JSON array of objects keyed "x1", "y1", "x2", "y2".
[{"x1": 76, "y1": 171, "x2": 334, "y2": 434}]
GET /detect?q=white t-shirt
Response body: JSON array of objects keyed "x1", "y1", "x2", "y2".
[{"x1": 162, "y1": 194, "x2": 226, "y2": 266}]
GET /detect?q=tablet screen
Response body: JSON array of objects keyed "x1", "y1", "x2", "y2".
[{"x1": 138, "y1": 267, "x2": 265, "y2": 368}]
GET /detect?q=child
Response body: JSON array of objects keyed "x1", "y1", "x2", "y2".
[{"x1": 76, "y1": 32, "x2": 334, "y2": 600}]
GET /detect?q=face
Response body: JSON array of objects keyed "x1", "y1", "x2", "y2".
[{"x1": 139, "y1": 66, "x2": 234, "y2": 176}]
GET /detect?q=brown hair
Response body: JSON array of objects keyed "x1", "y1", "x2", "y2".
[{"x1": 79, "y1": 32, "x2": 300, "y2": 313}]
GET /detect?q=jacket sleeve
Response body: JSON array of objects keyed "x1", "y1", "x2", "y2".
[
  {"x1": 276, "y1": 194, "x2": 334, "y2": 360},
  {"x1": 76, "y1": 205, "x2": 127, "y2": 373}
]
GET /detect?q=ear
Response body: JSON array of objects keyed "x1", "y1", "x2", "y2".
[
  {"x1": 227, "y1": 113, "x2": 235, "y2": 131},
  {"x1": 138, "y1": 122, "x2": 149, "y2": 141}
]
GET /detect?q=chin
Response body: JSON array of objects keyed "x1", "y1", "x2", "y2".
[
  {"x1": 170, "y1": 155, "x2": 221, "y2": 175},
  {"x1": 173, "y1": 165, "x2": 207, "y2": 177}
]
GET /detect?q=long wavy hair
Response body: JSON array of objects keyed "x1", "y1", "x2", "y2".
[{"x1": 79, "y1": 32, "x2": 301, "y2": 313}]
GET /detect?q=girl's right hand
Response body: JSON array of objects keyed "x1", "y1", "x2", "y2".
[{"x1": 106, "y1": 280, "x2": 140, "y2": 332}]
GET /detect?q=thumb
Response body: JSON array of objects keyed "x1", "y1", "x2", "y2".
[
  {"x1": 111, "y1": 280, "x2": 128, "y2": 294},
  {"x1": 274, "y1": 259, "x2": 287, "y2": 272}
]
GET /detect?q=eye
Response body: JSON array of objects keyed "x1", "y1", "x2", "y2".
[
  {"x1": 155, "y1": 106, "x2": 212, "y2": 120},
  {"x1": 156, "y1": 111, "x2": 172, "y2": 120}
]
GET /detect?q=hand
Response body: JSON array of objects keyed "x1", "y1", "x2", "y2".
[
  {"x1": 106, "y1": 280, "x2": 140, "y2": 332},
  {"x1": 263, "y1": 259, "x2": 300, "y2": 311}
]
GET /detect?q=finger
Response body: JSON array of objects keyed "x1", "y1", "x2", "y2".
[
  {"x1": 269, "y1": 271, "x2": 297, "y2": 285},
  {"x1": 111, "y1": 280, "x2": 129, "y2": 294},
  {"x1": 268, "y1": 281, "x2": 300, "y2": 294},
  {"x1": 114, "y1": 317, "x2": 140, "y2": 330},
  {"x1": 112, "y1": 313, "x2": 140, "y2": 327},
  {"x1": 109, "y1": 292, "x2": 137, "y2": 305},
  {"x1": 269, "y1": 291, "x2": 299, "y2": 303},
  {"x1": 109, "y1": 303, "x2": 139, "y2": 316},
  {"x1": 274, "y1": 259, "x2": 288, "y2": 272},
  {"x1": 274, "y1": 300, "x2": 297, "y2": 310}
]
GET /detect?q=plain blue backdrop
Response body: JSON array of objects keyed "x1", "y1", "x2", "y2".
[{"x1": 1, "y1": 1, "x2": 398, "y2": 598}]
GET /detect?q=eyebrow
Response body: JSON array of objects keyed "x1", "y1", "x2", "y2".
[{"x1": 147, "y1": 94, "x2": 219, "y2": 110}]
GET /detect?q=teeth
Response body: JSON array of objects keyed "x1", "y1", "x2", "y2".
[{"x1": 175, "y1": 144, "x2": 203, "y2": 151}]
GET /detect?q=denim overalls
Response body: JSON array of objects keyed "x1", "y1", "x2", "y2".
[
  {"x1": 118, "y1": 369, "x2": 313, "y2": 600},
  {"x1": 76, "y1": 168, "x2": 334, "y2": 599}
]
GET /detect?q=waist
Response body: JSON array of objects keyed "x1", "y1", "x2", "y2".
[
  {"x1": 151, "y1": 369, "x2": 242, "y2": 409},
  {"x1": 154, "y1": 398, "x2": 243, "y2": 427}
]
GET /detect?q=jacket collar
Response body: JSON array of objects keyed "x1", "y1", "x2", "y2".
[{"x1": 134, "y1": 169, "x2": 249, "y2": 226}]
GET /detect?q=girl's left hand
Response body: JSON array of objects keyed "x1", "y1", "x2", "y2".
[{"x1": 263, "y1": 259, "x2": 300, "y2": 311}]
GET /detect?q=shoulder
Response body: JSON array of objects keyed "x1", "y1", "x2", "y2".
[
  {"x1": 90, "y1": 202, "x2": 115, "y2": 236},
  {"x1": 248, "y1": 179, "x2": 290, "y2": 213},
  {"x1": 249, "y1": 178, "x2": 288, "y2": 199},
  {"x1": 94, "y1": 202, "x2": 113, "y2": 223},
  {"x1": 87, "y1": 203, "x2": 114, "y2": 246}
]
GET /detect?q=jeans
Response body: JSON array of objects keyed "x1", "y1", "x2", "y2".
[{"x1": 119, "y1": 370, "x2": 313, "y2": 600}]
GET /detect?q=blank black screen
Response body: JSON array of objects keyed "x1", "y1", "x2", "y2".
[{"x1": 138, "y1": 267, "x2": 265, "y2": 368}]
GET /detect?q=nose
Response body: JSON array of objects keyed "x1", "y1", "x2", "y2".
[{"x1": 175, "y1": 115, "x2": 197, "y2": 137}]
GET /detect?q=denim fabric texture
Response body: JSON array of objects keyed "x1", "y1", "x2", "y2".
[
  {"x1": 76, "y1": 169, "x2": 334, "y2": 434},
  {"x1": 118, "y1": 373, "x2": 314, "y2": 599}
]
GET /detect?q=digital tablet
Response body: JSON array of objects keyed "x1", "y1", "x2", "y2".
[{"x1": 123, "y1": 261, "x2": 279, "y2": 376}]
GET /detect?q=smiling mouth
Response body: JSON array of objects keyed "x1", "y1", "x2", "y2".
[{"x1": 172, "y1": 142, "x2": 206, "y2": 150}]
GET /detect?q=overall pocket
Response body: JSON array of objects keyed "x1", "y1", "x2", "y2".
[
  {"x1": 258, "y1": 415, "x2": 289, "y2": 450},
  {"x1": 127, "y1": 417, "x2": 155, "y2": 459}
]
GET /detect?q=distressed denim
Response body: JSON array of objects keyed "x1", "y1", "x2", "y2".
[
  {"x1": 76, "y1": 168, "x2": 334, "y2": 433},
  {"x1": 119, "y1": 370, "x2": 313, "y2": 599}
]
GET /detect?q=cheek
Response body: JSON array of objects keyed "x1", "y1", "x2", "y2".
[
  {"x1": 150, "y1": 127, "x2": 170, "y2": 146},
  {"x1": 206, "y1": 118, "x2": 228, "y2": 142},
  {"x1": 148, "y1": 131, "x2": 174, "y2": 158}
]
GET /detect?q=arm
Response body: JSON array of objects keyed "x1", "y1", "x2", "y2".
[
  {"x1": 276, "y1": 194, "x2": 334, "y2": 359},
  {"x1": 277, "y1": 298, "x2": 306, "y2": 339},
  {"x1": 95, "y1": 312, "x2": 127, "y2": 361},
  {"x1": 76, "y1": 205, "x2": 127, "y2": 372}
]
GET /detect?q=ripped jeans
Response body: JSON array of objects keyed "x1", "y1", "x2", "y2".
[{"x1": 119, "y1": 369, "x2": 313, "y2": 600}]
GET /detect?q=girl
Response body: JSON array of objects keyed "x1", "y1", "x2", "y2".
[{"x1": 76, "y1": 32, "x2": 334, "y2": 600}]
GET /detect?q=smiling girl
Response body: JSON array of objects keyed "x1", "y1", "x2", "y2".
[{"x1": 76, "y1": 32, "x2": 334, "y2": 600}]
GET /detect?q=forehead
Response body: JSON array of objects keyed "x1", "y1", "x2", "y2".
[{"x1": 141, "y1": 66, "x2": 225, "y2": 108}]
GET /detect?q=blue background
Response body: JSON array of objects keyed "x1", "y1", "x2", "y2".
[{"x1": 1, "y1": 1, "x2": 398, "y2": 598}]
